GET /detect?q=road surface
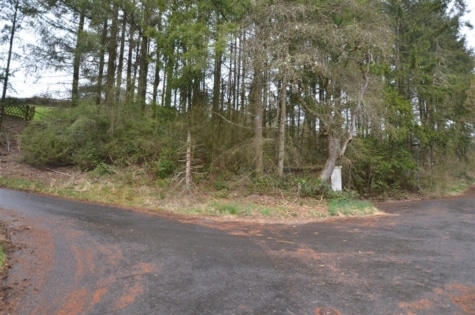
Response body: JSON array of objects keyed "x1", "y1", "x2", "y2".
[{"x1": 0, "y1": 188, "x2": 474, "y2": 314}]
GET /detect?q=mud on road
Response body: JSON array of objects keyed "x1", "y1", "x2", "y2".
[{"x1": 0, "y1": 187, "x2": 474, "y2": 315}]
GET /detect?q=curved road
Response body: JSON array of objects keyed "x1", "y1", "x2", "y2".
[{"x1": 0, "y1": 188, "x2": 474, "y2": 315}]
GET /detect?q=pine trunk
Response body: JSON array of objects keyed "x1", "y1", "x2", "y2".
[
  {"x1": 252, "y1": 69, "x2": 264, "y2": 177},
  {"x1": 277, "y1": 77, "x2": 287, "y2": 177},
  {"x1": 96, "y1": 21, "x2": 108, "y2": 105},
  {"x1": 115, "y1": 14, "x2": 127, "y2": 102},
  {"x1": 1, "y1": 0, "x2": 19, "y2": 101},
  {"x1": 71, "y1": 9, "x2": 85, "y2": 106},
  {"x1": 137, "y1": 31, "x2": 149, "y2": 110},
  {"x1": 105, "y1": 4, "x2": 119, "y2": 106},
  {"x1": 185, "y1": 128, "x2": 193, "y2": 190}
]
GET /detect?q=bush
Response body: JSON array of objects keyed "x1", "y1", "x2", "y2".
[
  {"x1": 152, "y1": 159, "x2": 177, "y2": 179},
  {"x1": 20, "y1": 102, "x2": 187, "y2": 174},
  {"x1": 347, "y1": 138, "x2": 417, "y2": 196},
  {"x1": 294, "y1": 177, "x2": 334, "y2": 199},
  {"x1": 103, "y1": 123, "x2": 156, "y2": 166},
  {"x1": 21, "y1": 105, "x2": 109, "y2": 169}
]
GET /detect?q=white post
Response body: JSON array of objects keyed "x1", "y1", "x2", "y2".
[{"x1": 331, "y1": 166, "x2": 342, "y2": 192}]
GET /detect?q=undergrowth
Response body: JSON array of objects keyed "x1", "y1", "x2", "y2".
[{"x1": 6, "y1": 102, "x2": 475, "y2": 220}]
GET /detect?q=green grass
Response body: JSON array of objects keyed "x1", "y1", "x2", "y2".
[
  {"x1": 198, "y1": 202, "x2": 247, "y2": 216},
  {"x1": 0, "y1": 223, "x2": 7, "y2": 270},
  {"x1": 445, "y1": 175, "x2": 475, "y2": 196},
  {"x1": 0, "y1": 243, "x2": 6, "y2": 269},
  {"x1": 328, "y1": 198, "x2": 378, "y2": 216},
  {"x1": 32, "y1": 106, "x2": 53, "y2": 121},
  {"x1": 214, "y1": 203, "x2": 239, "y2": 215},
  {"x1": 0, "y1": 176, "x2": 45, "y2": 191},
  {"x1": 179, "y1": 200, "x2": 289, "y2": 218}
]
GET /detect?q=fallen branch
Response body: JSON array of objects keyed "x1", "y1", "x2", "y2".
[{"x1": 46, "y1": 168, "x2": 70, "y2": 176}]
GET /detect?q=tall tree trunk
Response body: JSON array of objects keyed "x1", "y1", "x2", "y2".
[
  {"x1": 1, "y1": 0, "x2": 19, "y2": 102},
  {"x1": 151, "y1": 11, "x2": 163, "y2": 109},
  {"x1": 115, "y1": 13, "x2": 127, "y2": 102},
  {"x1": 125, "y1": 21, "x2": 136, "y2": 103},
  {"x1": 105, "y1": 3, "x2": 119, "y2": 106},
  {"x1": 164, "y1": 46, "x2": 174, "y2": 107},
  {"x1": 151, "y1": 54, "x2": 160, "y2": 114},
  {"x1": 137, "y1": 27, "x2": 149, "y2": 110},
  {"x1": 185, "y1": 128, "x2": 193, "y2": 190},
  {"x1": 131, "y1": 40, "x2": 140, "y2": 102},
  {"x1": 239, "y1": 31, "x2": 246, "y2": 114},
  {"x1": 96, "y1": 21, "x2": 108, "y2": 105},
  {"x1": 212, "y1": 50, "x2": 222, "y2": 115},
  {"x1": 251, "y1": 68, "x2": 264, "y2": 177},
  {"x1": 235, "y1": 33, "x2": 242, "y2": 112},
  {"x1": 277, "y1": 77, "x2": 287, "y2": 177},
  {"x1": 71, "y1": 8, "x2": 85, "y2": 106}
]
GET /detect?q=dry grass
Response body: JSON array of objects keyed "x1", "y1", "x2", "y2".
[
  {"x1": 49, "y1": 167, "x2": 332, "y2": 221},
  {"x1": 0, "y1": 157, "x2": 336, "y2": 222}
]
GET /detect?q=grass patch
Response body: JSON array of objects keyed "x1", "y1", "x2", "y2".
[
  {"x1": 208, "y1": 202, "x2": 240, "y2": 215},
  {"x1": 0, "y1": 176, "x2": 45, "y2": 192},
  {"x1": 328, "y1": 197, "x2": 378, "y2": 216},
  {"x1": 0, "y1": 243, "x2": 6, "y2": 269},
  {"x1": 188, "y1": 202, "x2": 277, "y2": 217},
  {"x1": 445, "y1": 174, "x2": 475, "y2": 196},
  {"x1": 0, "y1": 164, "x2": 382, "y2": 221},
  {"x1": 258, "y1": 207, "x2": 272, "y2": 216},
  {"x1": 0, "y1": 223, "x2": 8, "y2": 270},
  {"x1": 31, "y1": 105, "x2": 54, "y2": 121},
  {"x1": 177, "y1": 199, "x2": 298, "y2": 219}
]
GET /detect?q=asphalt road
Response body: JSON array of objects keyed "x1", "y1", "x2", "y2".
[{"x1": 0, "y1": 188, "x2": 474, "y2": 315}]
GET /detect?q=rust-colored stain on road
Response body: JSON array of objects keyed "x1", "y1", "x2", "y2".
[{"x1": 399, "y1": 284, "x2": 475, "y2": 314}]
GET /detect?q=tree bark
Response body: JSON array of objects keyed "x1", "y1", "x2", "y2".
[
  {"x1": 151, "y1": 13, "x2": 162, "y2": 109},
  {"x1": 137, "y1": 20, "x2": 150, "y2": 110},
  {"x1": 96, "y1": 21, "x2": 108, "y2": 105},
  {"x1": 1, "y1": 0, "x2": 19, "y2": 102},
  {"x1": 125, "y1": 21, "x2": 136, "y2": 103},
  {"x1": 185, "y1": 128, "x2": 193, "y2": 190},
  {"x1": 105, "y1": 3, "x2": 119, "y2": 106},
  {"x1": 163, "y1": 45, "x2": 174, "y2": 107},
  {"x1": 71, "y1": 8, "x2": 85, "y2": 106},
  {"x1": 277, "y1": 77, "x2": 287, "y2": 177},
  {"x1": 251, "y1": 68, "x2": 264, "y2": 177},
  {"x1": 115, "y1": 13, "x2": 127, "y2": 102},
  {"x1": 320, "y1": 132, "x2": 340, "y2": 181},
  {"x1": 212, "y1": 49, "x2": 222, "y2": 115}
]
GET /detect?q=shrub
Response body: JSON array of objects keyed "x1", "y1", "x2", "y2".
[
  {"x1": 20, "y1": 103, "x2": 183, "y2": 171},
  {"x1": 152, "y1": 159, "x2": 177, "y2": 179},
  {"x1": 347, "y1": 137, "x2": 417, "y2": 196},
  {"x1": 294, "y1": 177, "x2": 334, "y2": 199},
  {"x1": 21, "y1": 105, "x2": 109, "y2": 169}
]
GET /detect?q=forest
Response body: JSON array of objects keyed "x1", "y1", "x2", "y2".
[{"x1": 1, "y1": 0, "x2": 474, "y2": 198}]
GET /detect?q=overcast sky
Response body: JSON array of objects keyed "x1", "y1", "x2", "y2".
[
  {"x1": 5, "y1": 3, "x2": 475, "y2": 99},
  {"x1": 462, "y1": 1, "x2": 475, "y2": 49}
]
